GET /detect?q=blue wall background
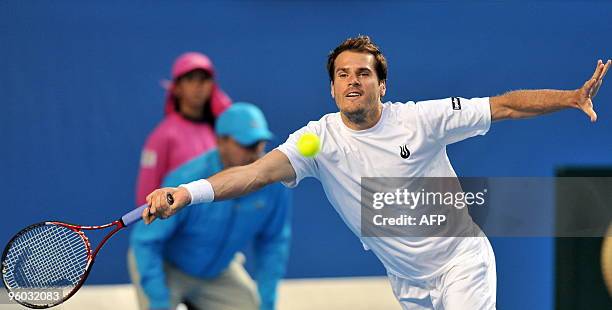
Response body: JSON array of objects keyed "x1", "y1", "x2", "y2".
[{"x1": 1, "y1": 1, "x2": 611, "y2": 309}]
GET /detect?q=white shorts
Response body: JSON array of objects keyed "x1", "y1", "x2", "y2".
[{"x1": 388, "y1": 237, "x2": 496, "y2": 310}]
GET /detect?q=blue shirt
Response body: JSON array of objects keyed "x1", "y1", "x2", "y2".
[{"x1": 130, "y1": 149, "x2": 292, "y2": 310}]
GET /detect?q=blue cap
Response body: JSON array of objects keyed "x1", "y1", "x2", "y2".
[{"x1": 215, "y1": 102, "x2": 274, "y2": 146}]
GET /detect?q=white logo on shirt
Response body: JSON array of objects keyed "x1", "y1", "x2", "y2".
[
  {"x1": 140, "y1": 150, "x2": 157, "y2": 168},
  {"x1": 451, "y1": 97, "x2": 462, "y2": 110}
]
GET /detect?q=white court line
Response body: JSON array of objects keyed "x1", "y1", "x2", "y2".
[{"x1": 52, "y1": 276, "x2": 401, "y2": 310}]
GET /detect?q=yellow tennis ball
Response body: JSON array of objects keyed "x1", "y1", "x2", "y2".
[{"x1": 297, "y1": 133, "x2": 320, "y2": 157}]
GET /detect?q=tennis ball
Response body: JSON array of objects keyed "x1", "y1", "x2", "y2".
[{"x1": 297, "y1": 133, "x2": 320, "y2": 157}]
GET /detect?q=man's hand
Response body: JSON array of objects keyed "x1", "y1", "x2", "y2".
[
  {"x1": 143, "y1": 187, "x2": 192, "y2": 224},
  {"x1": 491, "y1": 59, "x2": 611, "y2": 121},
  {"x1": 575, "y1": 59, "x2": 610, "y2": 122}
]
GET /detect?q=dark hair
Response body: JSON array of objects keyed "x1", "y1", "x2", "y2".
[
  {"x1": 172, "y1": 96, "x2": 216, "y2": 125},
  {"x1": 175, "y1": 69, "x2": 212, "y2": 83},
  {"x1": 327, "y1": 35, "x2": 387, "y2": 83}
]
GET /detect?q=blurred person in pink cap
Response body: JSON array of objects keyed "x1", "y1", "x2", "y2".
[{"x1": 135, "y1": 52, "x2": 232, "y2": 206}]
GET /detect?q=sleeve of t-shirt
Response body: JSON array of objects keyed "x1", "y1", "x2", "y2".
[
  {"x1": 275, "y1": 122, "x2": 321, "y2": 188},
  {"x1": 415, "y1": 97, "x2": 491, "y2": 145},
  {"x1": 135, "y1": 128, "x2": 170, "y2": 206}
]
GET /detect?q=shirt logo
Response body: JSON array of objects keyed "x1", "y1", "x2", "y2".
[
  {"x1": 399, "y1": 145, "x2": 411, "y2": 159},
  {"x1": 451, "y1": 97, "x2": 461, "y2": 110},
  {"x1": 140, "y1": 150, "x2": 157, "y2": 168}
]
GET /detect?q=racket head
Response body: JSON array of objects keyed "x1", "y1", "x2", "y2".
[{"x1": 1, "y1": 222, "x2": 92, "y2": 309}]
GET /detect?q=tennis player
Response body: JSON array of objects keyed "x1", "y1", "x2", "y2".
[{"x1": 143, "y1": 36, "x2": 610, "y2": 309}]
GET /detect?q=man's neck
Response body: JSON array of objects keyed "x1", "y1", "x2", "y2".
[{"x1": 341, "y1": 103, "x2": 383, "y2": 131}]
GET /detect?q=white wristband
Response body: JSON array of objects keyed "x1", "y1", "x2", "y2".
[{"x1": 179, "y1": 179, "x2": 214, "y2": 205}]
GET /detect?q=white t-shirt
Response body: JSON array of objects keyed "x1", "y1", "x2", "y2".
[{"x1": 276, "y1": 97, "x2": 491, "y2": 280}]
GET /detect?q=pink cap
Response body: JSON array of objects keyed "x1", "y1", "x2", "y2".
[{"x1": 171, "y1": 52, "x2": 215, "y2": 79}]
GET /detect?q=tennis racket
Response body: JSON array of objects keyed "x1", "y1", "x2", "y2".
[{"x1": 1, "y1": 194, "x2": 173, "y2": 309}]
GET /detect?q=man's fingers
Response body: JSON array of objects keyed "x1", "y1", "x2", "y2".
[
  {"x1": 161, "y1": 191, "x2": 168, "y2": 211},
  {"x1": 591, "y1": 80, "x2": 603, "y2": 99},
  {"x1": 149, "y1": 204, "x2": 157, "y2": 215},
  {"x1": 142, "y1": 188, "x2": 181, "y2": 223},
  {"x1": 591, "y1": 60, "x2": 612, "y2": 98},
  {"x1": 144, "y1": 213, "x2": 157, "y2": 225},
  {"x1": 581, "y1": 98, "x2": 597, "y2": 122},
  {"x1": 590, "y1": 110, "x2": 597, "y2": 122},
  {"x1": 142, "y1": 207, "x2": 155, "y2": 225},
  {"x1": 591, "y1": 60, "x2": 604, "y2": 81},
  {"x1": 600, "y1": 60, "x2": 611, "y2": 81},
  {"x1": 583, "y1": 78, "x2": 598, "y2": 95}
]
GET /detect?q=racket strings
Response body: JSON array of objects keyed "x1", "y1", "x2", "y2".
[{"x1": 3, "y1": 224, "x2": 89, "y2": 291}]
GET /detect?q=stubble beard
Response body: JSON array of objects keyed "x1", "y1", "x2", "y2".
[
  {"x1": 342, "y1": 107, "x2": 368, "y2": 124},
  {"x1": 340, "y1": 97, "x2": 379, "y2": 125}
]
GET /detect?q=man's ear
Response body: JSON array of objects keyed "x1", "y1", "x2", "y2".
[
  {"x1": 216, "y1": 136, "x2": 229, "y2": 146},
  {"x1": 379, "y1": 80, "x2": 387, "y2": 97},
  {"x1": 330, "y1": 81, "x2": 335, "y2": 99}
]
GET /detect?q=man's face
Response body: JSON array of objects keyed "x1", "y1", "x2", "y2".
[
  {"x1": 218, "y1": 137, "x2": 266, "y2": 168},
  {"x1": 173, "y1": 69, "x2": 213, "y2": 109},
  {"x1": 330, "y1": 51, "x2": 386, "y2": 117}
]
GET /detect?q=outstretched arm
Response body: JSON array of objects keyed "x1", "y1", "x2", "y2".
[
  {"x1": 208, "y1": 150, "x2": 295, "y2": 199},
  {"x1": 490, "y1": 59, "x2": 610, "y2": 122},
  {"x1": 143, "y1": 150, "x2": 296, "y2": 224}
]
